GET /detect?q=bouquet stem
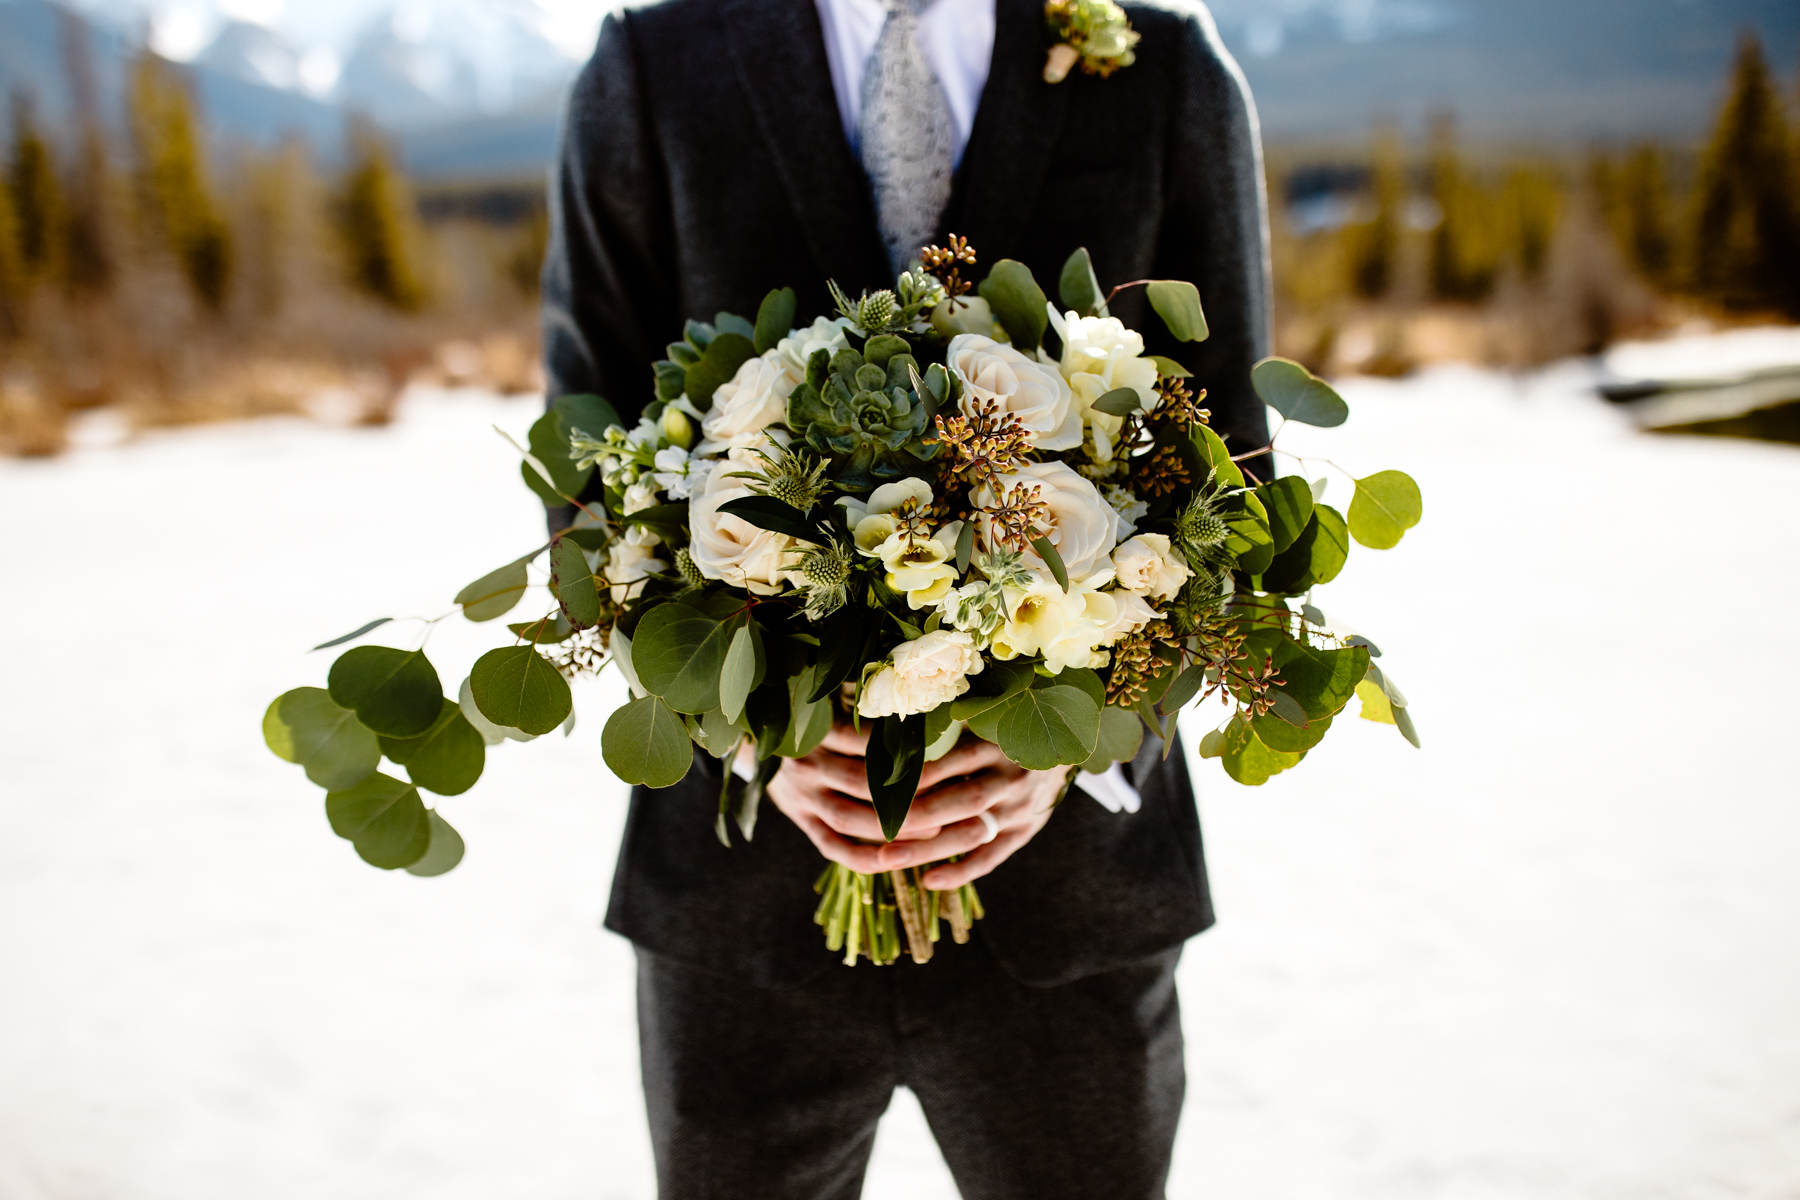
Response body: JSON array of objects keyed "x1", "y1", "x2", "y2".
[{"x1": 813, "y1": 862, "x2": 984, "y2": 966}]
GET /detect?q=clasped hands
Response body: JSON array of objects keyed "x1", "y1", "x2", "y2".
[{"x1": 766, "y1": 724, "x2": 1066, "y2": 890}]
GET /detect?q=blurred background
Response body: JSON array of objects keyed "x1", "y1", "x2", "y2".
[{"x1": 2, "y1": 2, "x2": 1799, "y2": 1198}]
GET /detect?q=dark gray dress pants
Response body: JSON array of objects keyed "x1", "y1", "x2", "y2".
[{"x1": 635, "y1": 941, "x2": 1185, "y2": 1200}]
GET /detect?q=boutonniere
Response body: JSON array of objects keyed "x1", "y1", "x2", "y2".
[{"x1": 1043, "y1": 0, "x2": 1140, "y2": 84}]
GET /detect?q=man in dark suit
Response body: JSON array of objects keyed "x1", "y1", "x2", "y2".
[{"x1": 541, "y1": 1, "x2": 1270, "y2": 1195}]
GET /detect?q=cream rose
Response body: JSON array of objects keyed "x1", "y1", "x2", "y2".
[
  {"x1": 978, "y1": 460, "x2": 1119, "y2": 583},
  {"x1": 1047, "y1": 305, "x2": 1160, "y2": 461},
  {"x1": 774, "y1": 315, "x2": 853, "y2": 379},
  {"x1": 697, "y1": 352, "x2": 795, "y2": 455},
  {"x1": 947, "y1": 333, "x2": 1083, "y2": 451},
  {"x1": 857, "y1": 630, "x2": 985, "y2": 719},
  {"x1": 1111, "y1": 533, "x2": 1192, "y2": 601},
  {"x1": 606, "y1": 527, "x2": 667, "y2": 605},
  {"x1": 686, "y1": 445, "x2": 797, "y2": 595}
]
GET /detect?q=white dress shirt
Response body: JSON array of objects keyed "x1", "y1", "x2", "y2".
[{"x1": 733, "y1": 0, "x2": 1143, "y2": 815}]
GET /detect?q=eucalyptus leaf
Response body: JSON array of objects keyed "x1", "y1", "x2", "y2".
[
  {"x1": 311, "y1": 618, "x2": 394, "y2": 653},
  {"x1": 1348, "y1": 470, "x2": 1423, "y2": 549},
  {"x1": 1259, "y1": 504, "x2": 1350, "y2": 594},
  {"x1": 1146, "y1": 279, "x2": 1207, "y2": 342},
  {"x1": 1149, "y1": 355, "x2": 1191, "y2": 379},
  {"x1": 720, "y1": 624, "x2": 758, "y2": 725},
  {"x1": 1091, "y1": 387, "x2": 1143, "y2": 418},
  {"x1": 1083, "y1": 704, "x2": 1145, "y2": 773},
  {"x1": 509, "y1": 612, "x2": 575, "y2": 645},
  {"x1": 456, "y1": 557, "x2": 530, "y2": 623},
  {"x1": 978, "y1": 259, "x2": 1049, "y2": 352},
  {"x1": 1032, "y1": 535, "x2": 1070, "y2": 590},
  {"x1": 1252, "y1": 358, "x2": 1349, "y2": 428},
  {"x1": 1355, "y1": 677, "x2": 1396, "y2": 725},
  {"x1": 954, "y1": 520, "x2": 975, "y2": 572},
  {"x1": 1158, "y1": 664, "x2": 1207, "y2": 715},
  {"x1": 468, "y1": 645, "x2": 572, "y2": 736},
  {"x1": 523, "y1": 408, "x2": 590, "y2": 503},
  {"x1": 995, "y1": 685, "x2": 1100, "y2": 771},
  {"x1": 753, "y1": 288, "x2": 799, "y2": 354},
  {"x1": 324, "y1": 773, "x2": 431, "y2": 869},
  {"x1": 378, "y1": 699, "x2": 485, "y2": 797},
  {"x1": 1255, "y1": 476, "x2": 1315, "y2": 556},
  {"x1": 1057, "y1": 247, "x2": 1106, "y2": 317},
  {"x1": 327, "y1": 646, "x2": 443, "y2": 738},
  {"x1": 1254, "y1": 708, "x2": 1332, "y2": 754},
  {"x1": 684, "y1": 331, "x2": 756, "y2": 409},
  {"x1": 404, "y1": 811, "x2": 466, "y2": 877},
  {"x1": 459, "y1": 677, "x2": 534, "y2": 745},
  {"x1": 1191, "y1": 422, "x2": 1246, "y2": 488},
  {"x1": 632, "y1": 603, "x2": 737, "y2": 714},
  {"x1": 548, "y1": 537, "x2": 602, "y2": 629},
  {"x1": 602, "y1": 695, "x2": 693, "y2": 788},
  {"x1": 262, "y1": 687, "x2": 380, "y2": 790},
  {"x1": 1221, "y1": 730, "x2": 1303, "y2": 786},
  {"x1": 1271, "y1": 640, "x2": 1370, "y2": 721},
  {"x1": 865, "y1": 716, "x2": 926, "y2": 841}
]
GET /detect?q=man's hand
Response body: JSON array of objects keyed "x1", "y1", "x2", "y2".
[{"x1": 765, "y1": 724, "x2": 1068, "y2": 890}]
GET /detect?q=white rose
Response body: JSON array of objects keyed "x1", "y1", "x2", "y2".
[
  {"x1": 774, "y1": 316, "x2": 853, "y2": 379},
  {"x1": 857, "y1": 630, "x2": 985, "y2": 719},
  {"x1": 977, "y1": 460, "x2": 1119, "y2": 583},
  {"x1": 1047, "y1": 305, "x2": 1160, "y2": 461},
  {"x1": 604, "y1": 525, "x2": 669, "y2": 604},
  {"x1": 686, "y1": 444, "x2": 798, "y2": 595},
  {"x1": 947, "y1": 333, "x2": 1083, "y2": 451},
  {"x1": 697, "y1": 352, "x2": 795, "y2": 455},
  {"x1": 1111, "y1": 533, "x2": 1192, "y2": 601}
]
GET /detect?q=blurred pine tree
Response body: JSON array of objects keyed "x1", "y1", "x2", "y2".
[
  {"x1": 1347, "y1": 128, "x2": 1404, "y2": 300},
  {"x1": 1427, "y1": 117, "x2": 1501, "y2": 302},
  {"x1": 337, "y1": 124, "x2": 428, "y2": 311},
  {"x1": 0, "y1": 163, "x2": 25, "y2": 335},
  {"x1": 1687, "y1": 32, "x2": 1800, "y2": 316},
  {"x1": 1617, "y1": 146, "x2": 1677, "y2": 286},
  {"x1": 8, "y1": 94, "x2": 62, "y2": 283},
  {"x1": 127, "y1": 53, "x2": 233, "y2": 313}
]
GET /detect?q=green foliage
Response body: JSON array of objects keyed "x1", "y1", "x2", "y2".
[
  {"x1": 993, "y1": 683, "x2": 1101, "y2": 771},
  {"x1": 326, "y1": 646, "x2": 443, "y2": 738},
  {"x1": 866, "y1": 716, "x2": 926, "y2": 841},
  {"x1": 456, "y1": 558, "x2": 530, "y2": 622},
  {"x1": 1255, "y1": 476, "x2": 1315, "y2": 554},
  {"x1": 311, "y1": 618, "x2": 395, "y2": 652},
  {"x1": 602, "y1": 695, "x2": 693, "y2": 788},
  {"x1": 468, "y1": 646, "x2": 572, "y2": 736},
  {"x1": 631, "y1": 602, "x2": 738, "y2": 714},
  {"x1": 1269, "y1": 640, "x2": 1369, "y2": 721},
  {"x1": 1058, "y1": 247, "x2": 1106, "y2": 317},
  {"x1": 978, "y1": 259, "x2": 1049, "y2": 350},
  {"x1": 128, "y1": 54, "x2": 233, "y2": 311},
  {"x1": 720, "y1": 624, "x2": 759, "y2": 725},
  {"x1": 1252, "y1": 358, "x2": 1349, "y2": 428},
  {"x1": 263, "y1": 687, "x2": 380, "y2": 790},
  {"x1": 1687, "y1": 32, "x2": 1800, "y2": 316},
  {"x1": 548, "y1": 537, "x2": 601, "y2": 629},
  {"x1": 336, "y1": 123, "x2": 427, "y2": 310},
  {"x1": 325, "y1": 772, "x2": 431, "y2": 869},
  {"x1": 1083, "y1": 705, "x2": 1144, "y2": 773},
  {"x1": 1602, "y1": 146, "x2": 1678, "y2": 286},
  {"x1": 0, "y1": 166, "x2": 25, "y2": 334},
  {"x1": 785, "y1": 341, "x2": 934, "y2": 489},
  {"x1": 378, "y1": 699, "x2": 486, "y2": 796},
  {"x1": 1500, "y1": 165, "x2": 1563, "y2": 282},
  {"x1": 1146, "y1": 280, "x2": 1208, "y2": 342},
  {"x1": 8, "y1": 96, "x2": 61, "y2": 282},
  {"x1": 754, "y1": 287, "x2": 799, "y2": 354},
  {"x1": 685, "y1": 332, "x2": 756, "y2": 409},
  {"x1": 1259, "y1": 503, "x2": 1350, "y2": 594},
  {"x1": 1347, "y1": 471, "x2": 1423, "y2": 549},
  {"x1": 405, "y1": 812, "x2": 466, "y2": 877}
]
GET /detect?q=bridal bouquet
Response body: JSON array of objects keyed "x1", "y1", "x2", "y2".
[{"x1": 263, "y1": 240, "x2": 1422, "y2": 964}]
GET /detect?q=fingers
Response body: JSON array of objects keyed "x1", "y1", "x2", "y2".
[
  {"x1": 794, "y1": 812, "x2": 888, "y2": 873},
  {"x1": 767, "y1": 776, "x2": 887, "y2": 873},
  {"x1": 897, "y1": 769, "x2": 1015, "y2": 835},
  {"x1": 789, "y1": 750, "x2": 872, "y2": 801},
  {"x1": 875, "y1": 813, "x2": 1002, "y2": 870},
  {"x1": 916, "y1": 737, "x2": 1019, "y2": 791},
  {"x1": 922, "y1": 825, "x2": 1034, "y2": 890},
  {"x1": 818, "y1": 722, "x2": 871, "y2": 756}
]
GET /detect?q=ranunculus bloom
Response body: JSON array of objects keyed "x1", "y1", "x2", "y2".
[
  {"x1": 858, "y1": 630, "x2": 985, "y2": 719},
  {"x1": 977, "y1": 460, "x2": 1119, "y2": 584},
  {"x1": 947, "y1": 333, "x2": 1083, "y2": 451},
  {"x1": 1047, "y1": 305, "x2": 1160, "y2": 461},
  {"x1": 1111, "y1": 533, "x2": 1192, "y2": 601},
  {"x1": 686, "y1": 444, "x2": 797, "y2": 595}
]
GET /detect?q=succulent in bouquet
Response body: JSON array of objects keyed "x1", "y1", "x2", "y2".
[{"x1": 263, "y1": 238, "x2": 1422, "y2": 966}]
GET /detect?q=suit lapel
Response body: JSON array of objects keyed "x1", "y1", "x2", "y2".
[
  {"x1": 944, "y1": 0, "x2": 1071, "y2": 252},
  {"x1": 718, "y1": 0, "x2": 890, "y2": 286}
]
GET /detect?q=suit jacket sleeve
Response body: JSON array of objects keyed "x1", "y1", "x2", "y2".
[
  {"x1": 1152, "y1": 8, "x2": 1274, "y2": 480},
  {"x1": 540, "y1": 10, "x2": 679, "y2": 531}
]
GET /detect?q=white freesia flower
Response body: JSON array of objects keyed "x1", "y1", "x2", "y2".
[
  {"x1": 977, "y1": 460, "x2": 1119, "y2": 583},
  {"x1": 947, "y1": 333, "x2": 1083, "y2": 450},
  {"x1": 1111, "y1": 533, "x2": 1192, "y2": 601},
  {"x1": 621, "y1": 481, "x2": 660, "y2": 515},
  {"x1": 990, "y1": 578, "x2": 1117, "y2": 673},
  {"x1": 874, "y1": 522, "x2": 962, "y2": 610},
  {"x1": 1103, "y1": 484, "x2": 1149, "y2": 538},
  {"x1": 774, "y1": 316, "x2": 853, "y2": 378},
  {"x1": 857, "y1": 630, "x2": 985, "y2": 719},
  {"x1": 606, "y1": 526, "x2": 667, "y2": 605},
  {"x1": 1046, "y1": 304, "x2": 1160, "y2": 461},
  {"x1": 686, "y1": 444, "x2": 797, "y2": 595},
  {"x1": 845, "y1": 477, "x2": 934, "y2": 555},
  {"x1": 649, "y1": 446, "x2": 699, "y2": 498},
  {"x1": 697, "y1": 353, "x2": 795, "y2": 454}
]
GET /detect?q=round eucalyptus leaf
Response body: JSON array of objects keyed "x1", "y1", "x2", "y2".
[
  {"x1": 1190, "y1": 422, "x2": 1246, "y2": 488},
  {"x1": 633, "y1": 603, "x2": 735, "y2": 714},
  {"x1": 469, "y1": 646, "x2": 572, "y2": 737},
  {"x1": 1146, "y1": 279, "x2": 1208, "y2": 342},
  {"x1": 602, "y1": 695, "x2": 694, "y2": 788},
  {"x1": 404, "y1": 811, "x2": 466, "y2": 877},
  {"x1": 263, "y1": 687, "x2": 380, "y2": 790},
  {"x1": 1252, "y1": 358, "x2": 1349, "y2": 428},
  {"x1": 1057, "y1": 247, "x2": 1106, "y2": 317},
  {"x1": 456, "y1": 557, "x2": 530, "y2": 623},
  {"x1": 995, "y1": 685, "x2": 1100, "y2": 771},
  {"x1": 1255, "y1": 476, "x2": 1315, "y2": 555},
  {"x1": 324, "y1": 773, "x2": 431, "y2": 869},
  {"x1": 1259, "y1": 504, "x2": 1350, "y2": 594},
  {"x1": 978, "y1": 259, "x2": 1050, "y2": 351},
  {"x1": 1348, "y1": 470, "x2": 1423, "y2": 549},
  {"x1": 1222, "y1": 730, "x2": 1304, "y2": 786},
  {"x1": 327, "y1": 646, "x2": 443, "y2": 737},
  {"x1": 1083, "y1": 704, "x2": 1145, "y2": 773},
  {"x1": 1254, "y1": 709, "x2": 1333, "y2": 754},
  {"x1": 380, "y1": 699, "x2": 486, "y2": 796},
  {"x1": 719, "y1": 624, "x2": 758, "y2": 725},
  {"x1": 1272, "y1": 640, "x2": 1370, "y2": 721},
  {"x1": 458, "y1": 677, "x2": 534, "y2": 745},
  {"x1": 549, "y1": 537, "x2": 602, "y2": 629}
]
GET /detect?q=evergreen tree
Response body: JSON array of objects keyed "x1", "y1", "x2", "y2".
[
  {"x1": 1616, "y1": 145, "x2": 1677, "y2": 286},
  {"x1": 1346, "y1": 127, "x2": 1404, "y2": 300},
  {"x1": 1687, "y1": 32, "x2": 1800, "y2": 315},
  {"x1": 127, "y1": 53, "x2": 233, "y2": 312},
  {"x1": 336, "y1": 124, "x2": 427, "y2": 311},
  {"x1": 1501, "y1": 165, "x2": 1562, "y2": 283},
  {"x1": 58, "y1": 7, "x2": 114, "y2": 294},
  {"x1": 8, "y1": 93, "x2": 62, "y2": 280},
  {"x1": 1427, "y1": 117, "x2": 1500, "y2": 302},
  {"x1": 0, "y1": 166, "x2": 25, "y2": 335}
]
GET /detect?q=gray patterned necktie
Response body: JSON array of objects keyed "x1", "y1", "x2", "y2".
[{"x1": 858, "y1": 0, "x2": 956, "y2": 276}]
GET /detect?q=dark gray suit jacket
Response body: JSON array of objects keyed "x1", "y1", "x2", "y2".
[{"x1": 541, "y1": 0, "x2": 1271, "y2": 988}]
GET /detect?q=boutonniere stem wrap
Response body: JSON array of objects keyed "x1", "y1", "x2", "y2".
[{"x1": 1043, "y1": 0, "x2": 1140, "y2": 84}]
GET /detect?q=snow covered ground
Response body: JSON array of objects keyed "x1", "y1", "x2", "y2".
[{"x1": 2, "y1": 330, "x2": 1798, "y2": 1199}]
